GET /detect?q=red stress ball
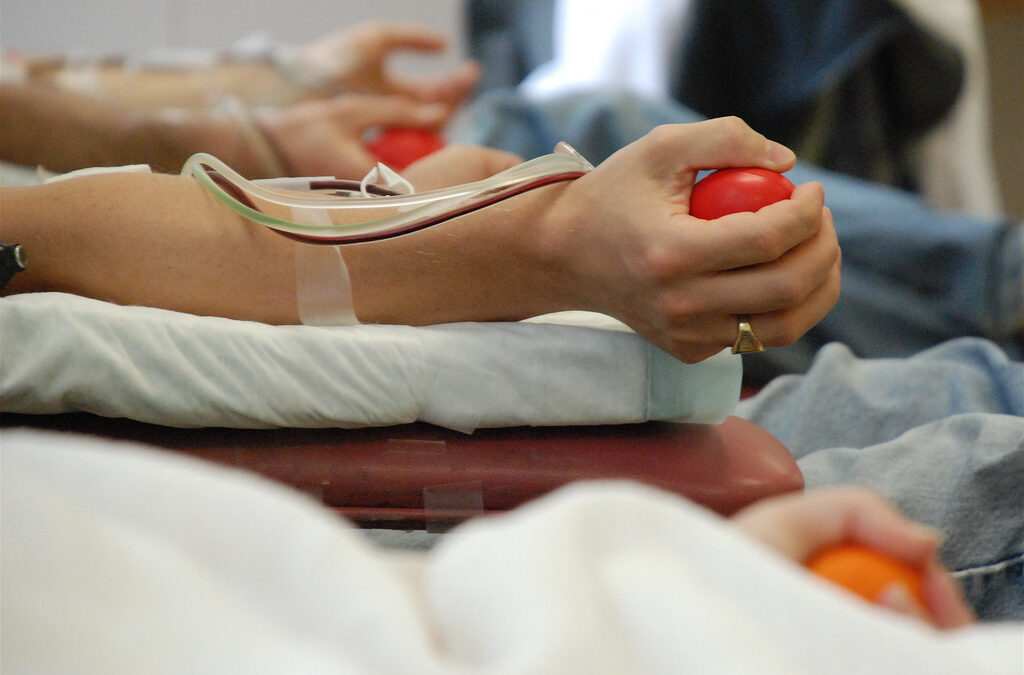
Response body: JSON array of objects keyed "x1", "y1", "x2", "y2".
[
  {"x1": 690, "y1": 167, "x2": 795, "y2": 219},
  {"x1": 366, "y1": 127, "x2": 446, "y2": 170},
  {"x1": 807, "y1": 544, "x2": 928, "y2": 609}
]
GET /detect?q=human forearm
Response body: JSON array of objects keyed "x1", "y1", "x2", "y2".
[
  {"x1": 0, "y1": 83, "x2": 283, "y2": 177},
  {"x1": 0, "y1": 171, "x2": 574, "y2": 326},
  {"x1": 0, "y1": 173, "x2": 299, "y2": 321},
  {"x1": 24, "y1": 59, "x2": 303, "y2": 110},
  {"x1": 15, "y1": 21, "x2": 479, "y2": 113},
  {"x1": 2, "y1": 119, "x2": 843, "y2": 364},
  {"x1": 0, "y1": 83, "x2": 145, "y2": 172},
  {"x1": 344, "y1": 182, "x2": 576, "y2": 325}
]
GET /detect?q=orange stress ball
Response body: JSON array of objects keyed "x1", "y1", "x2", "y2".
[{"x1": 807, "y1": 544, "x2": 928, "y2": 608}]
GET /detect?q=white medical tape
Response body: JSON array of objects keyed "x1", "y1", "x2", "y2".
[
  {"x1": 360, "y1": 163, "x2": 414, "y2": 196},
  {"x1": 292, "y1": 207, "x2": 359, "y2": 326}
]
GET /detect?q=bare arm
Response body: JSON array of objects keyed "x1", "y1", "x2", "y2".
[
  {"x1": 0, "y1": 82, "x2": 146, "y2": 172},
  {"x1": 0, "y1": 173, "x2": 298, "y2": 321},
  {"x1": 24, "y1": 58, "x2": 300, "y2": 111},
  {"x1": 0, "y1": 118, "x2": 841, "y2": 363},
  {"x1": 0, "y1": 167, "x2": 571, "y2": 324},
  {"x1": 0, "y1": 82, "x2": 271, "y2": 175},
  {"x1": 0, "y1": 82, "x2": 455, "y2": 179},
  {"x1": 17, "y1": 22, "x2": 478, "y2": 112}
]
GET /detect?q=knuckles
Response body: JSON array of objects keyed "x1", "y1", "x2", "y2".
[
  {"x1": 708, "y1": 116, "x2": 753, "y2": 153},
  {"x1": 644, "y1": 116, "x2": 754, "y2": 158},
  {"x1": 653, "y1": 291, "x2": 706, "y2": 326},
  {"x1": 768, "y1": 318, "x2": 806, "y2": 348},
  {"x1": 637, "y1": 240, "x2": 695, "y2": 284},
  {"x1": 763, "y1": 273, "x2": 810, "y2": 310},
  {"x1": 350, "y1": 21, "x2": 392, "y2": 49},
  {"x1": 748, "y1": 219, "x2": 791, "y2": 262},
  {"x1": 660, "y1": 331, "x2": 725, "y2": 364},
  {"x1": 642, "y1": 124, "x2": 682, "y2": 151}
]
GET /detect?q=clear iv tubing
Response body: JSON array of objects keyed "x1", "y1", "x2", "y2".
[{"x1": 180, "y1": 142, "x2": 594, "y2": 245}]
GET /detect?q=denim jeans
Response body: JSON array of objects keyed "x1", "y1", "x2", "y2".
[
  {"x1": 735, "y1": 338, "x2": 1024, "y2": 620},
  {"x1": 449, "y1": 89, "x2": 1023, "y2": 381}
]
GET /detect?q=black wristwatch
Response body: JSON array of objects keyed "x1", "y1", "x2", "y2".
[{"x1": 0, "y1": 243, "x2": 27, "y2": 289}]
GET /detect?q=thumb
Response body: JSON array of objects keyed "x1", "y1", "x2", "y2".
[{"x1": 644, "y1": 116, "x2": 797, "y2": 178}]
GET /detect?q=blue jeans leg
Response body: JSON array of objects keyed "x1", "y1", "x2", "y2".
[{"x1": 736, "y1": 338, "x2": 1024, "y2": 620}]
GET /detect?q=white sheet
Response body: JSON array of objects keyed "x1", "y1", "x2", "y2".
[
  {"x1": 3, "y1": 429, "x2": 1019, "y2": 674},
  {"x1": 0, "y1": 292, "x2": 740, "y2": 431}
]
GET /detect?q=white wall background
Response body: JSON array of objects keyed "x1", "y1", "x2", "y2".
[{"x1": 1, "y1": 0, "x2": 466, "y2": 75}]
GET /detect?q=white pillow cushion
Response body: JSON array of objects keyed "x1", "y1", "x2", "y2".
[{"x1": 1, "y1": 293, "x2": 740, "y2": 431}]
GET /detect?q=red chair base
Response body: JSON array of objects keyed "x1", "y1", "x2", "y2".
[{"x1": 1, "y1": 413, "x2": 802, "y2": 528}]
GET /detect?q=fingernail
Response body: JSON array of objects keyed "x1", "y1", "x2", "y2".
[{"x1": 766, "y1": 140, "x2": 796, "y2": 168}]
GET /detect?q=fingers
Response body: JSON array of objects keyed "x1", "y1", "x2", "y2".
[
  {"x1": 877, "y1": 584, "x2": 934, "y2": 624},
  {"x1": 681, "y1": 181, "x2": 827, "y2": 272},
  {"x1": 258, "y1": 92, "x2": 465, "y2": 179},
  {"x1": 342, "y1": 22, "x2": 478, "y2": 106},
  {"x1": 643, "y1": 199, "x2": 838, "y2": 357},
  {"x1": 922, "y1": 564, "x2": 977, "y2": 629},
  {"x1": 720, "y1": 201, "x2": 840, "y2": 349},
  {"x1": 732, "y1": 487, "x2": 976, "y2": 629},
  {"x1": 691, "y1": 205, "x2": 841, "y2": 348},
  {"x1": 348, "y1": 21, "x2": 450, "y2": 55},
  {"x1": 733, "y1": 487, "x2": 942, "y2": 565},
  {"x1": 744, "y1": 255, "x2": 841, "y2": 347},
  {"x1": 551, "y1": 118, "x2": 833, "y2": 363},
  {"x1": 639, "y1": 117, "x2": 797, "y2": 179},
  {"x1": 654, "y1": 186, "x2": 834, "y2": 311},
  {"x1": 663, "y1": 257, "x2": 838, "y2": 360},
  {"x1": 305, "y1": 22, "x2": 475, "y2": 105}
]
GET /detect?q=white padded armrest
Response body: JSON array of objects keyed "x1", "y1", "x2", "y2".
[{"x1": 1, "y1": 293, "x2": 740, "y2": 431}]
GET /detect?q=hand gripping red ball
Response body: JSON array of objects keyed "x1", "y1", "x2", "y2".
[{"x1": 690, "y1": 167, "x2": 795, "y2": 219}]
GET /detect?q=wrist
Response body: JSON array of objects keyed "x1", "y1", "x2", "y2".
[
  {"x1": 526, "y1": 180, "x2": 600, "y2": 310},
  {"x1": 130, "y1": 110, "x2": 209, "y2": 173},
  {"x1": 495, "y1": 181, "x2": 588, "y2": 316},
  {"x1": 343, "y1": 181, "x2": 581, "y2": 326},
  {"x1": 270, "y1": 46, "x2": 339, "y2": 98},
  {"x1": 213, "y1": 98, "x2": 288, "y2": 178},
  {"x1": 138, "y1": 104, "x2": 284, "y2": 178}
]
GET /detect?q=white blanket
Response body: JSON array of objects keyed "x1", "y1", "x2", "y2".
[
  {"x1": 0, "y1": 292, "x2": 740, "y2": 431},
  {"x1": 3, "y1": 429, "x2": 1019, "y2": 674}
]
